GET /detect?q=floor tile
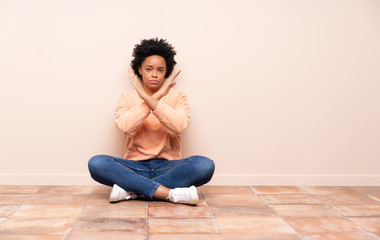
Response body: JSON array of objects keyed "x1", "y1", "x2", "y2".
[
  {"x1": 78, "y1": 204, "x2": 146, "y2": 219},
  {"x1": 0, "y1": 194, "x2": 32, "y2": 204},
  {"x1": 216, "y1": 217, "x2": 296, "y2": 234},
  {"x1": 71, "y1": 218, "x2": 146, "y2": 234},
  {"x1": 313, "y1": 194, "x2": 380, "y2": 205},
  {"x1": 148, "y1": 218, "x2": 220, "y2": 234},
  {"x1": 251, "y1": 186, "x2": 304, "y2": 194},
  {"x1": 204, "y1": 194, "x2": 264, "y2": 205},
  {"x1": 300, "y1": 233, "x2": 379, "y2": 240},
  {"x1": 300, "y1": 186, "x2": 357, "y2": 195},
  {"x1": 259, "y1": 194, "x2": 321, "y2": 205},
  {"x1": 0, "y1": 185, "x2": 40, "y2": 194},
  {"x1": 270, "y1": 205, "x2": 343, "y2": 218},
  {"x1": 11, "y1": 205, "x2": 83, "y2": 218},
  {"x1": 85, "y1": 194, "x2": 109, "y2": 205},
  {"x1": 224, "y1": 234, "x2": 302, "y2": 240},
  {"x1": 199, "y1": 186, "x2": 253, "y2": 194},
  {"x1": 147, "y1": 196, "x2": 206, "y2": 206},
  {"x1": 350, "y1": 217, "x2": 380, "y2": 234},
  {"x1": 0, "y1": 205, "x2": 20, "y2": 217},
  {"x1": 0, "y1": 235, "x2": 66, "y2": 240},
  {"x1": 333, "y1": 205, "x2": 380, "y2": 217},
  {"x1": 91, "y1": 185, "x2": 111, "y2": 195},
  {"x1": 25, "y1": 194, "x2": 89, "y2": 205},
  {"x1": 2, "y1": 184, "x2": 380, "y2": 238},
  {"x1": 86, "y1": 194, "x2": 146, "y2": 205},
  {"x1": 350, "y1": 187, "x2": 380, "y2": 194},
  {"x1": 285, "y1": 217, "x2": 365, "y2": 234},
  {"x1": 148, "y1": 203, "x2": 212, "y2": 218},
  {"x1": 148, "y1": 234, "x2": 224, "y2": 240},
  {"x1": 210, "y1": 205, "x2": 275, "y2": 217},
  {"x1": 67, "y1": 234, "x2": 146, "y2": 240},
  {"x1": 37, "y1": 186, "x2": 93, "y2": 195},
  {"x1": 0, "y1": 218, "x2": 75, "y2": 234}
]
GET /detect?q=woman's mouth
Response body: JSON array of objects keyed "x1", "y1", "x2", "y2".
[{"x1": 149, "y1": 80, "x2": 159, "y2": 84}]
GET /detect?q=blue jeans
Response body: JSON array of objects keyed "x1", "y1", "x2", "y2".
[{"x1": 88, "y1": 155, "x2": 215, "y2": 199}]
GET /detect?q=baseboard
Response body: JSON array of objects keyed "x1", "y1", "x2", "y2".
[
  {"x1": 0, "y1": 174, "x2": 95, "y2": 185},
  {"x1": 0, "y1": 173, "x2": 379, "y2": 186},
  {"x1": 208, "y1": 174, "x2": 380, "y2": 186}
]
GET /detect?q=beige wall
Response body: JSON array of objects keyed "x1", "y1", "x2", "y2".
[{"x1": 1, "y1": 0, "x2": 379, "y2": 185}]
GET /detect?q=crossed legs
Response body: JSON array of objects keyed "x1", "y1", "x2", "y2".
[{"x1": 88, "y1": 155, "x2": 215, "y2": 202}]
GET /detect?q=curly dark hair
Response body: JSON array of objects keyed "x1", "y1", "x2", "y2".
[{"x1": 131, "y1": 38, "x2": 177, "y2": 79}]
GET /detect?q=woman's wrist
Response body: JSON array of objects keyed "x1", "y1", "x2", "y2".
[
  {"x1": 152, "y1": 91, "x2": 163, "y2": 100},
  {"x1": 140, "y1": 93, "x2": 158, "y2": 111}
]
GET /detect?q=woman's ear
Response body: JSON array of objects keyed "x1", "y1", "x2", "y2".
[{"x1": 138, "y1": 66, "x2": 142, "y2": 76}]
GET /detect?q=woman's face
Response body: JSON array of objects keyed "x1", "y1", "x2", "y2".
[{"x1": 138, "y1": 55, "x2": 167, "y2": 94}]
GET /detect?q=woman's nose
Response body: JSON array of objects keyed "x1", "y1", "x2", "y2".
[{"x1": 152, "y1": 70, "x2": 158, "y2": 77}]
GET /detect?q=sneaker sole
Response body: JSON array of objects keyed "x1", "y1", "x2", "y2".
[
  {"x1": 174, "y1": 186, "x2": 198, "y2": 205},
  {"x1": 188, "y1": 186, "x2": 199, "y2": 205}
]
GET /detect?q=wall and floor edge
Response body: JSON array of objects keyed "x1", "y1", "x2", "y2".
[{"x1": 0, "y1": 174, "x2": 379, "y2": 186}]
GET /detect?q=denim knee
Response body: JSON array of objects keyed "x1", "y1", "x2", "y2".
[
  {"x1": 88, "y1": 154, "x2": 108, "y2": 174},
  {"x1": 190, "y1": 155, "x2": 215, "y2": 180},
  {"x1": 88, "y1": 155, "x2": 117, "y2": 186}
]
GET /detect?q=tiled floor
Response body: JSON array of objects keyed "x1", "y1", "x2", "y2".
[{"x1": 0, "y1": 185, "x2": 380, "y2": 239}]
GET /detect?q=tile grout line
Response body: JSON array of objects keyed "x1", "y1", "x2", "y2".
[
  {"x1": 297, "y1": 186, "x2": 373, "y2": 237},
  {"x1": 289, "y1": 186, "x2": 380, "y2": 238},
  {"x1": 6, "y1": 203, "x2": 23, "y2": 219},
  {"x1": 347, "y1": 185, "x2": 380, "y2": 204},
  {"x1": 316, "y1": 195, "x2": 380, "y2": 236},
  {"x1": 321, "y1": 197, "x2": 380, "y2": 237},
  {"x1": 2, "y1": 185, "x2": 379, "y2": 238},
  {"x1": 297, "y1": 186, "x2": 352, "y2": 219},
  {"x1": 259, "y1": 186, "x2": 380, "y2": 238},
  {"x1": 352, "y1": 190, "x2": 380, "y2": 239},
  {"x1": 201, "y1": 190, "x2": 226, "y2": 240},
  {"x1": 0, "y1": 192, "x2": 25, "y2": 230},
  {"x1": 367, "y1": 194, "x2": 380, "y2": 202},
  {"x1": 146, "y1": 201, "x2": 148, "y2": 240},
  {"x1": 1, "y1": 186, "x2": 42, "y2": 225},
  {"x1": 63, "y1": 185, "x2": 94, "y2": 240},
  {"x1": 249, "y1": 186, "x2": 307, "y2": 240}
]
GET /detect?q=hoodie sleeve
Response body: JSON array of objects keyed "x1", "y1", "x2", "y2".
[
  {"x1": 151, "y1": 91, "x2": 190, "y2": 136},
  {"x1": 113, "y1": 93, "x2": 150, "y2": 137}
]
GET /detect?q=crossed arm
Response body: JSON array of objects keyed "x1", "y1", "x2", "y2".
[
  {"x1": 114, "y1": 68, "x2": 189, "y2": 137},
  {"x1": 128, "y1": 67, "x2": 181, "y2": 111}
]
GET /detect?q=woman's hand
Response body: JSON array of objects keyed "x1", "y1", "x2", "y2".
[
  {"x1": 128, "y1": 67, "x2": 147, "y2": 99},
  {"x1": 128, "y1": 67, "x2": 181, "y2": 111},
  {"x1": 153, "y1": 70, "x2": 181, "y2": 100},
  {"x1": 128, "y1": 67, "x2": 159, "y2": 111}
]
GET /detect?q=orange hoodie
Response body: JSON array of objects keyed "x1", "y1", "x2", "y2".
[{"x1": 114, "y1": 88, "x2": 190, "y2": 160}]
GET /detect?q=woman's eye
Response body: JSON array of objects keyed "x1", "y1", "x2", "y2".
[
  {"x1": 158, "y1": 69, "x2": 163, "y2": 73},
  {"x1": 146, "y1": 68, "x2": 152, "y2": 72}
]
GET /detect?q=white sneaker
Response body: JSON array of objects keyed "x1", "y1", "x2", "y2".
[
  {"x1": 109, "y1": 184, "x2": 137, "y2": 203},
  {"x1": 168, "y1": 185, "x2": 199, "y2": 205}
]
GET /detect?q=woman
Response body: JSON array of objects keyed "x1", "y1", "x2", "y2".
[{"x1": 88, "y1": 38, "x2": 215, "y2": 205}]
